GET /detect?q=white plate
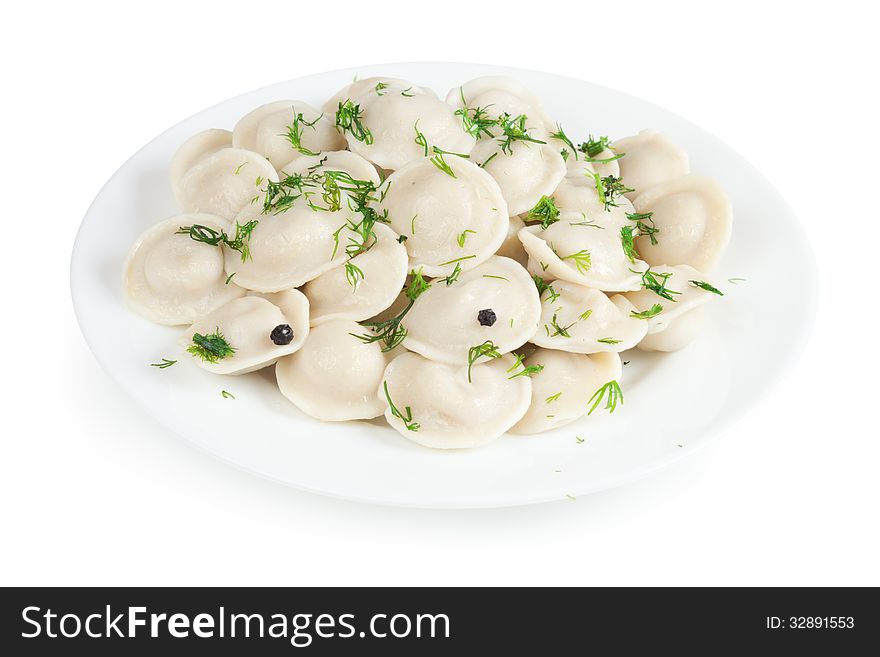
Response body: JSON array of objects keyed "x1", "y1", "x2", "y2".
[{"x1": 71, "y1": 62, "x2": 817, "y2": 508}]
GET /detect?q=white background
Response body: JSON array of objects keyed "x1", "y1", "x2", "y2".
[{"x1": 2, "y1": 0, "x2": 877, "y2": 586}]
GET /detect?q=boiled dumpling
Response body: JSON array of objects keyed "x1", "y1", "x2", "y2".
[
  {"x1": 446, "y1": 76, "x2": 555, "y2": 132},
  {"x1": 303, "y1": 223, "x2": 409, "y2": 325},
  {"x1": 276, "y1": 150, "x2": 381, "y2": 186},
  {"x1": 379, "y1": 351, "x2": 531, "y2": 448},
  {"x1": 178, "y1": 148, "x2": 278, "y2": 220},
  {"x1": 510, "y1": 349, "x2": 622, "y2": 434},
  {"x1": 530, "y1": 280, "x2": 648, "y2": 353},
  {"x1": 321, "y1": 76, "x2": 434, "y2": 115},
  {"x1": 470, "y1": 137, "x2": 565, "y2": 215},
  {"x1": 181, "y1": 293, "x2": 309, "y2": 375},
  {"x1": 623, "y1": 264, "x2": 721, "y2": 335},
  {"x1": 518, "y1": 214, "x2": 648, "y2": 292},
  {"x1": 638, "y1": 307, "x2": 705, "y2": 352},
  {"x1": 630, "y1": 175, "x2": 732, "y2": 272},
  {"x1": 276, "y1": 319, "x2": 395, "y2": 421},
  {"x1": 613, "y1": 129, "x2": 689, "y2": 197},
  {"x1": 404, "y1": 256, "x2": 541, "y2": 364},
  {"x1": 222, "y1": 200, "x2": 353, "y2": 292},
  {"x1": 170, "y1": 129, "x2": 232, "y2": 207},
  {"x1": 495, "y1": 214, "x2": 529, "y2": 267},
  {"x1": 232, "y1": 100, "x2": 344, "y2": 169},
  {"x1": 376, "y1": 156, "x2": 508, "y2": 277},
  {"x1": 124, "y1": 214, "x2": 245, "y2": 325},
  {"x1": 340, "y1": 82, "x2": 475, "y2": 171},
  {"x1": 551, "y1": 157, "x2": 633, "y2": 216}
]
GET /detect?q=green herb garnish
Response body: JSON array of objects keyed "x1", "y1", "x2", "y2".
[
  {"x1": 627, "y1": 211, "x2": 659, "y2": 245},
  {"x1": 335, "y1": 99, "x2": 373, "y2": 144},
  {"x1": 430, "y1": 151, "x2": 456, "y2": 177},
  {"x1": 496, "y1": 112, "x2": 546, "y2": 155},
  {"x1": 587, "y1": 380, "x2": 624, "y2": 415},
  {"x1": 187, "y1": 328, "x2": 235, "y2": 364},
  {"x1": 560, "y1": 248, "x2": 592, "y2": 274},
  {"x1": 149, "y1": 358, "x2": 177, "y2": 369},
  {"x1": 221, "y1": 390, "x2": 235, "y2": 399},
  {"x1": 641, "y1": 268, "x2": 681, "y2": 302},
  {"x1": 689, "y1": 280, "x2": 724, "y2": 295},
  {"x1": 620, "y1": 225, "x2": 640, "y2": 263},
  {"x1": 526, "y1": 195, "x2": 561, "y2": 229},
  {"x1": 383, "y1": 381, "x2": 419, "y2": 431},
  {"x1": 631, "y1": 304, "x2": 663, "y2": 319},
  {"x1": 506, "y1": 352, "x2": 544, "y2": 379},
  {"x1": 457, "y1": 229, "x2": 477, "y2": 247},
  {"x1": 177, "y1": 221, "x2": 259, "y2": 263},
  {"x1": 282, "y1": 111, "x2": 321, "y2": 156},
  {"x1": 467, "y1": 340, "x2": 502, "y2": 383}
]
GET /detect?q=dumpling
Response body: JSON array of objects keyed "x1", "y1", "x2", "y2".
[
  {"x1": 623, "y1": 264, "x2": 721, "y2": 335},
  {"x1": 276, "y1": 319, "x2": 395, "y2": 421},
  {"x1": 637, "y1": 307, "x2": 705, "y2": 352},
  {"x1": 630, "y1": 175, "x2": 732, "y2": 272},
  {"x1": 181, "y1": 292, "x2": 309, "y2": 375},
  {"x1": 510, "y1": 349, "x2": 622, "y2": 434},
  {"x1": 341, "y1": 85, "x2": 476, "y2": 171},
  {"x1": 303, "y1": 223, "x2": 409, "y2": 325},
  {"x1": 124, "y1": 213, "x2": 245, "y2": 325},
  {"x1": 551, "y1": 157, "x2": 632, "y2": 216},
  {"x1": 276, "y1": 150, "x2": 381, "y2": 186},
  {"x1": 321, "y1": 76, "x2": 434, "y2": 115},
  {"x1": 380, "y1": 351, "x2": 531, "y2": 449},
  {"x1": 470, "y1": 137, "x2": 565, "y2": 215},
  {"x1": 222, "y1": 200, "x2": 353, "y2": 292},
  {"x1": 530, "y1": 280, "x2": 648, "y2": 353},
  {"x1": 404, "y1": 256, "x2": 541, "y2": 364},
  {"x1": 178, "y1": 148, "x2": 278, "y2": 220},
  {"x1": 170, "y1": 129, "x2": 231, "y2": 207},
  {"x1": 518, "y1": 215, "x2": 648, "y2": 292},
  {"x1": 495, "y1": 214, "x2": 529, "y2": 267},
  {"x1": 377, "y1": 156, "x2": 508, "y2": 277},
  {"x1": 446, "y1": 76, "x2": 555, "y2": 132},
  {"x1": 613, "y1": 129, "x2": 689, "y2": 197},
  {"x1": 232, "y1": 100, "x2": 344, "y2": 169}
]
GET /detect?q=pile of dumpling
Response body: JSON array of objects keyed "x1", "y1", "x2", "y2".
[{"x1": 124, "y1": 75, "x2": 732, "y2": 449}]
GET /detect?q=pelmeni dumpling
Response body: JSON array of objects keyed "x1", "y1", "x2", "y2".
[
  {"x1": 613, "y1": 129, "x2": 689, "y2": 198},
  {"x1": 495, "y1": 214, "x2": 529, "y2": 267},
  {"x1": 377, "y1": 156, "x2": 508, "y2": 277},
  {"x1": 321, "y1": 77, "x2": 434, "y2": 115},
  {"x1": 170, "y1": 129, "x2": 232, "y2": 206},
  {"x1": 222, "y1": 201, "x2": 352, "y2": 292},
  {"x1": 471, "y1": 137, "x2": 565, "y2": 215},
  {"x1": 276, "y1": 319, "x2": 395, "y2": 421},
  {"x1": 303, "y1": 223, "x2": 409, "y2": 325},
  {"x1": 623, "y1": 264, "x2": 720, "y2": 336},
  {"x1": 446, "y1": 76, "x2": 555, "y2": 132},
  {"x1": 178, "y1": 148, "x2": 278, "y2": 220},
  {"x1": 404, "y1": 256, "x2": 541, "y2": 364},
  {"x1": 125, "y1": 214, "x2": 245, "y2": 325},
  {"x1": 630, "y1": 175, "x2": 732, "y2": 272},
  {"x1": 638, "y1": 307, "x2": 705, "y2": 352},
  {"x1": 276, "y1": 150, "x2": 381, "y2": 186},
  {"x1": 530, "y1": 280, "x2": 648, "y2": 353},
  {"x1": 182, "y1": 293, "x2": 309, "y2": 375},
  {"x1": 510, "y1": 349, "x2": 622, "y2": 434},
  {"x1": 232, "y1": 101, "x2": 344, "y2": 169},
  {"x1": 380, "y1": 351, "x2": 531, "y2": 449},
  {"x1": 552, "y1": 157, "x2": 632, "y2": 216},
  {"x1": 518, "y1": 215, "x2": 648, "y2": 292},
  {"x1": 343, "y1": 86, "x2": 475, "y2": 171}
]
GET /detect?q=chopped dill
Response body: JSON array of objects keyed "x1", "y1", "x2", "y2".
[
  {"x1": 467, "y1": 340, "x2": 502, "y2": 383},
  {"x1": 689, "y1": 280, "x2": 724, "y2": 295},
  {"x1": 335, "y1": 99, "x2": 373, "y2": 144},
  {"x1": 149, "y1": 358, "x2": 177, "y2": 369},
  {"x1": 526, "y1": 195, "x2": 561, "y2": 229},
  {"x1": 631, "y1": 304, "x2": 664, "y2": 319},
  {"x1": 187, "y1": 327, "x2": 235, "y2": 364},
  {"x1": 383, "y1": 381, "x2": 419, "y2": 431},
  {"x1": 587, "y1": 380, "x2": 624, "y2": 415}
]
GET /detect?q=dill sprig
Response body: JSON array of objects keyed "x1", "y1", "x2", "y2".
[
  {"x1": 187, "y1": 327, "x2": 235, "y2": 364},
  {"x1": 597, "y1": 337, "x2": 621, "y2": 345},
  {"x1": 413, "y1": 121, "x2": 429, "y2": 156},
  {"x1": 579, "y1": 135, "x2": 612, "y2": 158},
  {"x1": 620, "y1": 225, "x2": 640, "y2": 263},
  {"x1": 282, "y1": 111, "x2": 321, "y2": 156},
  {"x1": 430, "y1": 151, "x2": 456, "y2": 178},
  {"x1": 627, "y1": 211, "x2": 659, "y2": 245},
  {"x1": 335, "y1": 99, "x2": 373, "y2": 145},
  {"x1": 532, "y1": 275, "x2": 560, "y2": 303},
  {"x1": 352, "y1": 269, "x2": 431, "y2": 351},
  {"x1": 548, "y1": 313, "x2": 575, "y2": 338},
  {"x1": 344, "y1": 262, "x2": 365, "y2": 290},
  {"x1": 549, "y1": 124, "x2": 578, "y2": 161},
  {"x1": 587, "y1": 380, "x2": 624, "y2": 415},
  {"x1": 506, "y1": 352, "x2": 544, "y2": 379},
  {"x1": 455, "y1": 104, "x2": 497, "y2": 140},
  {"x1": 526, "y1": 195, "x2": 561, "y2": 229},
  {"x1": 149, "y1": 358, "x2": 177, "y2": 369},
  {"x1": 631, "y1": 304, "x2": 663, "y2": 319},
  {"x1": 594, "y1": 174, "x2": 633, "y2": 211},
  {"x1": 383, "y1": 381, "x2": 419, "y2": 431},
  {"x1": 560, "y1": 248, "x2": 592, "y2": 274},
  {"x1": 375, "y1": 82, "x2": 389, "y2": 96},
  {"x1": 496, "y1": 113, "x2": 546, "y2": 155},
  {"x1": 177, "y1": 221, "x2": 258, "y2": 263},
  {"x1": 689, "y1": 280, "x2": 724, "y2": 296},
  {"x1": 641, "y1": 268, "x2": 681, "y2": 302},
  {"x1": 467, "y1": 340, "x2": 502, "y2": 383},
  {"x1": 457, "y1": 229, "x2": 477, "y2": 247},
  {"x1": 444, "y1": 262, "x2": 463, "y2": 286}
]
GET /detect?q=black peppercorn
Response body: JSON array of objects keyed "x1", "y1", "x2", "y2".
[
  {"x1": 477, "y1": 309, "x2": 497, "y2": 327},
  {"x1": 270, "y1": 324, "x2": 294, "y2": 345}
]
